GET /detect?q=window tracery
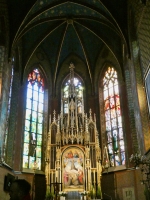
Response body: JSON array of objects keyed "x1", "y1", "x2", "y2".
[
  {"x1": 23, "y1": 68, "x2": 44, "y2": 170},
  {"x1": 103, "y1": 67, "x2": 125, "y2": 167}
]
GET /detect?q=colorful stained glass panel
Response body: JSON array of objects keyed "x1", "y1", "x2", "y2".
[
  {"x1": 24, "y1": 131, "x2": 29, "y2": 143},
  {"x1": 33, "y1": 90, "x2": 38, "y2": 100},
  {"x1": 32, "y1": 111, "x2": 37, "y2": 122},
  {"x1": 103, "y1": 67, "x2": 125, "y2": 167},
  {"x1": 25, "y1": 120, "x2": 30, "y2": 131},
  {"x1": 26, "y1": 99, "x2": 31, "y2": 109},
  {"x1": 38, "y1": 113, "x2": 43, "y2": 123},
  {"x1": 26, "y1": 109, "x2": 31, "y2": 120},
  {"x1": 37, "y1": 123, "x2": 42, "y2": 134},
  {"x1": 37, "y1": 134, "x2": 42, "y2": 145},
  {"x1": 23, "y1": 156, "x2": 29, "y2": 168},
  {"x1": 39, "y1": 93, "x2": 44, "y2": 103},
  {"x1": 38, "y1": 103, "x2": 43, "y2": 113},
  {"x1": 31, "y1": 122, "x2": 36, "y2": 132},
  {"x1": 33, "y1": 101, "x2": 38, "y2": 111},
  {"x1": 23, "y1": 143, "x2": 29, "y2": 155},
  {"x1": 36, "y1": 146, "x2": 41, "y2": 157},
  {"x1": 27, "y1": 88, "x2": 32, "y2": 98}
]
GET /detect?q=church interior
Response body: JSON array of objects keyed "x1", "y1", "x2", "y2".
[{"x1": 0, "y1": 0, "x2": 150, "y2": 199}]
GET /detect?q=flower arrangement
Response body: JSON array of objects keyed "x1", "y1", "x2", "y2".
[
  {"x1": 59, "y1": 191, "x2": 67, "y2": 197},
  {"x1": 80, "y1": 191, "x2": 88, "y2": 196}
]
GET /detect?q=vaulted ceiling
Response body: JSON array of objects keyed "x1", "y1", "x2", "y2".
[{"x1": 7, "y1": 0, "x2": 128, "y2": 90}]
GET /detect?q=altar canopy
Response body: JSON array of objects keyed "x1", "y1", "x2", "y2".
[{"x1": 45, "y1": 63, "x2": 102, "y2": 195}]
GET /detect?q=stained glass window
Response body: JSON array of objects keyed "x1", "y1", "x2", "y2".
[
  {"x1": 23, "y1": 69, "x2": 44, "y2": 170},
  {"x1": 63, "y1": 77, "x2": 83, "y2": 113},
  {"x1": 103, "y1": 67, "x2": 125, "y2": 167}
]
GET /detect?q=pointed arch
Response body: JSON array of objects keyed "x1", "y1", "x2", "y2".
[
  {"x1": 100, "y1": 66, "x2": 125, "y2": 167},
  {"x1": 22, "y1": 68, "x2": 45, "y2": 170}
]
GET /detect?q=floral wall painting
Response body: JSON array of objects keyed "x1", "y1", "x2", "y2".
[{"x1": 62, "y1": 147, "x2": 84, "y2": 191}]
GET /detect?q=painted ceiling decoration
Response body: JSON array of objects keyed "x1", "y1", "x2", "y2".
[{"x1": 8, "y1": 0, "x2": 127, "y2": 89}]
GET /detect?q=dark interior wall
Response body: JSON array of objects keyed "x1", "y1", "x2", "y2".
[
  {"x1": 128, "y1": 0, "x2": 150, "y2": 153},
  {"x1": 101, "y1": 169, "x2": 145, "y2": 200}
]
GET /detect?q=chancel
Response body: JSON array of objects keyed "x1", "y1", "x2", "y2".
[
  {"x1": 45, "y1": 64, "x2": 102, "y2": 198},
  {"x1": 0, "y1": 1, "x2": 150, "y2": 200}
]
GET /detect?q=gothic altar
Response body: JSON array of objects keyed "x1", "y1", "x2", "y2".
[{"x1": 45, "y1": 63, "x2": 102, "y2": 198}]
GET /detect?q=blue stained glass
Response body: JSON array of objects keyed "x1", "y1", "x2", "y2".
[
  {"x1": 121, "y1": 152, "x2": 125, "y2": 165},
  {"x1": 115, "y1": 154, "x2": 120, "y2": 166}
]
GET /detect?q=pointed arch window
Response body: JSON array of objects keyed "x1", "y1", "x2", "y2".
[
  {"x1": 23, "y1": 69, "x2": 44, "y2": 170},
  {"x1": 103, "y1": 67, "x2": 125, "y2": 167},
  {"x1": 62, "y1": 77, "x2": 83, "y2": 114}
]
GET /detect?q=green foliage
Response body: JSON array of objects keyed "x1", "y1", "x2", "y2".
[
  {"x1": 97, "y1": 185, "x2": 102, "y2": 198},
  {"x1": 46, "y1": 186, "x2": 55, "y2": 199},
  {"x1": 144, "y1": 187, "x2": 150, "y2": 200},
  {"x1": 89, "y1": 185, "x2": 96, "y2": 198}
]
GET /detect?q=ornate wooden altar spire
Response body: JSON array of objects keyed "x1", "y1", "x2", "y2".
[{"x1": 45, "y1": 63, "x2": 102, "y2": 199}]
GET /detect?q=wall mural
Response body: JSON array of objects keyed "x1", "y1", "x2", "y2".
[{"x1": 62, "y1": 147, "x2": 84, "y2": 191}]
